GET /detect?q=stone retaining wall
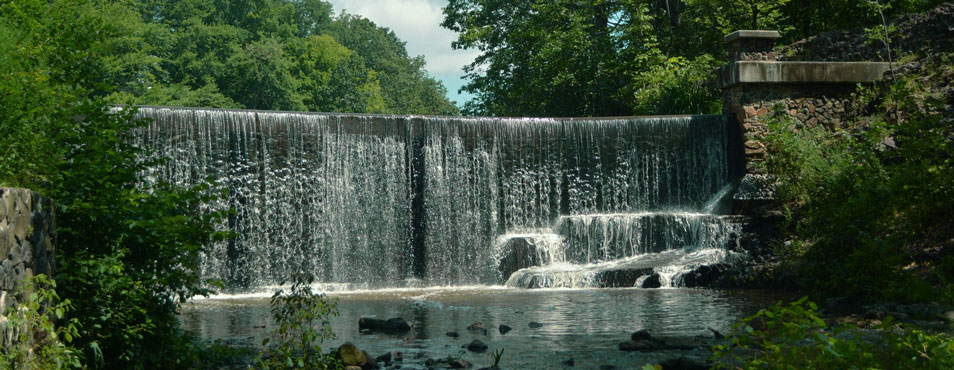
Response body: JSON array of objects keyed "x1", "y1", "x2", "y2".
[
  {"x1": 0, "y1": 188, "x2": 56, "y2": 348},
  {"x1": 719, "y1": 30, "x2": 889, "y2": 200}
]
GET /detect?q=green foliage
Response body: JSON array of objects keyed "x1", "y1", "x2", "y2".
[
  {"x1": 0, "y1": 275, "x2": 82, "y2": 370},
  {"x1": 48, "y1": 103, "x2": 230, "y2": 368},
  {"x1": 712, "y1": 297, "x2": 954, "y2": 369},
  {"x1": 258, "y1": 273, "x2": 341, "y2": 370},
  {"x1": 442, "y1": 0, "x2": 945, "y2": 117},
  {"x1": 630, "y1": 55, "x2": 723, "y2": 115},
  {"x1": 92, "y1": 0, "x2": 457, "y2": 115},
  {"x1": 761, "y1": 61, "x2": 954, "y2": 302}
]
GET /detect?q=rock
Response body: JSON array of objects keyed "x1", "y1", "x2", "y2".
[
  {"x1": 708, "y1": 327, "x2": 724, "y2": 339},
  {"x1": 362, "y1": 350, "x2": 380, "y2": 369},
  {"x1": 631, "y1": 329, "x2": 652, "y2": 341},
  {"x1": 499, "y1": 324, "x2": 512, "y2": 335},
  {"x1": 425, "y1": 358, "x2": 448, "y2": 367},
  {"x1": 528, "y1": 322, "x2": 543, "y2": 329},
  {"x1": 496, "y1": 235, "x2": 555, "y2": 281},
  {"x1": 446, "y1": 331, "x2": 460, "y2": 337},
  {"x1": 376, "y1": 352, "x2": 392, "y2": 366},
  {"x1": 618, "y1": 339, "x2": 663, "y2": 351},
  {"x1": 337, "y1": 342, "x2": 368, "y2": 366},
  {"x1": 658, "y1": 357, "x2": 709, "y2": 370},
  {"x1": 450, "y1": 359, "x2": 472, "y2": 368},
  {"x1": 563, "y1": 358, "x2": 575, "y2": 366},
  {"x1": 391, "y1": 351, "x2": 403, "y2": 362},
  {"x1": 359, "y1": 317, "x2": 411, "y2": 333},
  {"x1": 678, "y1": 264, "x2": 731, "y2": 288},
  {"x1": 466, "y1": 322, "x2": 485, "y2": 331},
  {"x1": 466, "y1": 339, "x2": 489, "y2": 352},
  {"x1": 640, "y1": 273, "x2": 662, "y2": 288}
]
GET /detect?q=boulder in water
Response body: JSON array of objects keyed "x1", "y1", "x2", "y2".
[
  {"x1": 337, "y1": 342, "x2": 368, "y2": 366},
  {"x1": 640, "y1": 273, "x2": 662, "y2": 288},
  {"x1": 618, "y1": 339, "x2": 664, "y2": 351},
  {"x1": 359, "y1": 317, "x2": 411, "y2": 333},
  {"x1": 528, "y1": 322, "x2": 543, "y2": 328},
  {"x1": 678, "y1": 263, "x2": 730, "y2": 287},
  {"x1": 446, "y1": 331, "x2": 460, "y2": 337},
  {"x1": 495, "y1": 235, "x2": 557, "y2": 282},
  {"x1": 631, "y1": 329, "x2": 652, "y2": 341},
  {"x1": 375, "y1": 352, "x2": 392, "y2": 366},
  {"x1": 466, "y1": 322, "x2": 485, "y2": 331},
  {"x1": 499, "y1": 324, "x2": 512, "y2": 335},
  {"x1": 450, "y1": 359, "x2": 472, "y2": 368},
  {"x1": 466, "y1": 339, "x2": 489, "y2": 352}
]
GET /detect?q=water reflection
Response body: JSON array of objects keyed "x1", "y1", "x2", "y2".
[{"x1": 181, "y1": 287, "x2": 788, "y2": 369}]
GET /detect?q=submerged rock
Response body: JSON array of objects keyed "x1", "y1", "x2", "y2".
[
  {"x1": 563, "y1": 358, "x2": 575, "y2": 366},
  {"x1": 466, "y1": 339, "x2": 489, "y2": 352},
  {"x1": 499, "y1": 324, "x2": 512, "y2": 335},
  {"x1": 466, "y1": 322, "x2": 485, "y2": 331},
  {"x1": 375, "y1": 352, "x2": 392, "y2": 366},
  {"x1": 359, "y1": 317, "x2": 411, "y2": 333},
  {"x1": 528, "y1": 322, "x2": 543, "y2": 329},
  {"x1": 337, "y1": 342, "x2": 368, "y2": 366},
  {"x1": 631, "y1": 329, "x2": 652, "y2": 341},
  {"x1": 618, "y1": 339, "x2": 664, "y2": 351},
  {"x1": 449, "y1": 359, "x2": 472, "y2": 368},
  {"x1": 446, "y1": 331, "x2": 460, "y2": 337}
]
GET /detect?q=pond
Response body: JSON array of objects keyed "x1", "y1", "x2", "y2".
[{"x1": 181, "y1": 287, "x2": 789, "y2": 369}]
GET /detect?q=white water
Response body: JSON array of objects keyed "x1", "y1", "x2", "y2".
[{"x1": 131, "y1": 107, "x2": 737, "y2": 291}]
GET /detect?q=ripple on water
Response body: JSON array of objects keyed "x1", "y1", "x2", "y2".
[{"x1": 180, "y1": 287, "x2": 789, "y2": 369}]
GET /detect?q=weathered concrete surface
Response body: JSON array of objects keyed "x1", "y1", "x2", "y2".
[
  {"x1": 0, "y1": 188, "x2": 56, "y2": 349},
  {"x1": 724, "y1": 30, "x2": 780, "y2": 44},
  {"x1": 718, "y1": 61, "x2": 891, "y2": 88},
  {"x1": 725, "y1": 30, "x2": 781, "y2": 62}
]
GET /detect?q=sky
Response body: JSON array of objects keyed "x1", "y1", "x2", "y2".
[{"x1": 327, "y1": 0, "x2": 479, "y2": 107}]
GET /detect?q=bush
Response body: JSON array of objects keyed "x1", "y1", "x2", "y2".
[
  {"x1": 630, "y1": 55, "x2": 722, "y2": 115},
  {"x1": 258, "y1": 273, "x2": 341, "y2": 370},
  {"x1": 712, "y1": 297, "x2": 954, "y2": 369},
  {"x1": 46, "y1": 103, "x2": 230, "y2": 368},
  {"x1": 0, "y1": 275, "x2": 81, "y2": 370},
  {"x1": 760, "y1": 61, "x2": 954, "y2": 302}
]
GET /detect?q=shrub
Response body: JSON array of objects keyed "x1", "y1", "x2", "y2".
[
  {"x1": 630, "y1": 55, "x2": 722, "y2": 115},
  {"x1": 712, "y1": 297, "x2": 954, "y2": 369},
  {"x1": 760, "y1": 62, "x2": 954, "y2": 302},
  {"x1": 258, "y1": 273, "x2": 341, "y2": 369},
  {"x1": 0, "y1": 275, "x2": 81, "y2": 370}
]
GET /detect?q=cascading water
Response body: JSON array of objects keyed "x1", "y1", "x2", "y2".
[{"x1": 131, "y1": 107, "x2": 740, "y2": 291}]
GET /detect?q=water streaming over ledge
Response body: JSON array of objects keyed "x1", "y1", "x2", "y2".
[{"x1": 130, "y1": 107, "x2": 739, "y2": 291}]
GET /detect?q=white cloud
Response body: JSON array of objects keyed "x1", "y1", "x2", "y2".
[{"x1": 327, "y1": 0, "x2": 478, "y2": 105}]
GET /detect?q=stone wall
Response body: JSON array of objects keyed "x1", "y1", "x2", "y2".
[
  {"x1": 719, "y1": 30, "x2": 888, "y2": 203},
  {"x1": 722, "y1": 83, "x2": 857, "y2": 174},
  {"x1": 0, "y1": 188, "x2": 56, "y2": 348}
]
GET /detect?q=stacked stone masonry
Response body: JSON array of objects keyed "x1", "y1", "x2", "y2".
[
  {"x1": 0, "y1": 188, "x2": 56, "y2": 349},
  {"x1": 720, "y1": 30, "x2": 888, "y2": 176},
  {"x1": 723, "y1": 84, "x2": 857, "y2": 174}
]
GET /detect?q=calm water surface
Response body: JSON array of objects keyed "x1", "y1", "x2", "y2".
[{"x1": 180, "y1": 287, "x2": 789, "y2": 369}]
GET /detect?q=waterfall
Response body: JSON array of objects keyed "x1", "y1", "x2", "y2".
[{"x1": 131, "y1": 107, "x2": 738, "y2": 291}]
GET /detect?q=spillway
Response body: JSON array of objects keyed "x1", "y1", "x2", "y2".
[{"x1": 130, "y1": 107, "x2": 740, "y2": 291}]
